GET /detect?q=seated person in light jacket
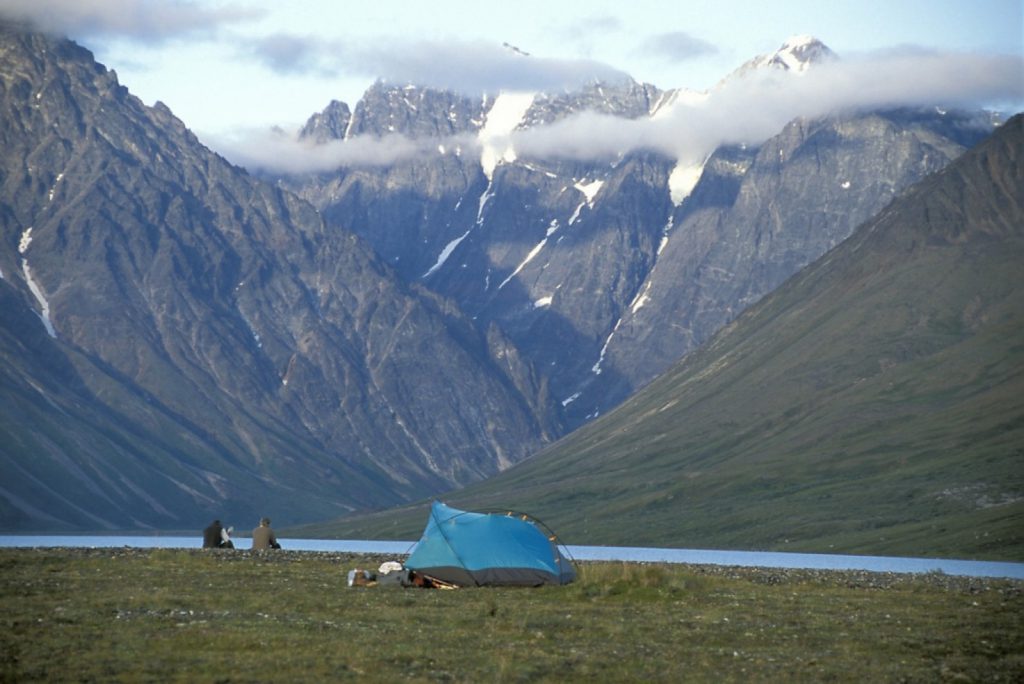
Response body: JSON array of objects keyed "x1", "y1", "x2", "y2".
[
  {"x1": 220, "y1": 525, "x2": 235, "y2": 549},
  {"x1": 251, "y1": 517, "x2": 281, "y2": 550}
]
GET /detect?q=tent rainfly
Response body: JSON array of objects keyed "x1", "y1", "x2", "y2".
[{"x1": 405, "y1": 501, "x2": 576, "y2": 587}]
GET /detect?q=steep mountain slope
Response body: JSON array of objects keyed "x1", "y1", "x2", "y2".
[
  {"x1": 0, "y1": 25, "x2": 555, "y2": 531},
  {"x1": 311, "y1": 115, "x2": 1024, "y2": 561},
  {"x1": 281, "y1": 39, "x2": 996, "y2": 429},
  {"x1": 592, "y1": 108, "x2": 995, "y2": 415}
]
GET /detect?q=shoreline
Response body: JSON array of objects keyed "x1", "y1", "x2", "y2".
[{"x1": 7, "y1": 546, "x2": 1021, "y2": 593}]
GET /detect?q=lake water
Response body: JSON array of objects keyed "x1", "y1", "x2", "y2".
[{"x1": 2, "y1": 535, "x2": 1022, "y2": 579}]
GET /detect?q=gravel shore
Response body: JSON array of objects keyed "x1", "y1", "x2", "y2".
[{"x1": 10, "y1": 546, "x2": 1020, "y2": 595}]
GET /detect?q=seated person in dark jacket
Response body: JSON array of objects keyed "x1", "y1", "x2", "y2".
[{"x1": 203, "y1": 519, "x2": 229, "y2": 548}]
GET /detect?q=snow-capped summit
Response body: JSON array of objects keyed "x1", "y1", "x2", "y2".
[
  {"x1": 771, "y1": 35, "x2": 836, "y2": 71},
  {"x1": 727, "y1": 35, "x2": 837, "y2": 81}
]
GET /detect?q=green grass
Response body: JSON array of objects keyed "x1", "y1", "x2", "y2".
[{"x1": 1, "y1": 548, "x2": 1021, "y2": 682}]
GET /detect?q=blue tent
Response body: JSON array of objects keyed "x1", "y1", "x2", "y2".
[{"x1": 405, "y1": 501, "x2": 576, "y2": 587}]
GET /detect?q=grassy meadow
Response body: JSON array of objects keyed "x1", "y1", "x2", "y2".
[{"x1": 1, "y1": 547, "x2": 1021, "y2": 682}]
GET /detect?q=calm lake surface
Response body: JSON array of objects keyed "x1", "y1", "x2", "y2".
[{"x1": 2, "y1": 535, "x2": 1022, "y2": 580}]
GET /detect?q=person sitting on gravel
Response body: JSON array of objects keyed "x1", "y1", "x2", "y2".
[
  {"x1": 202, "y1": 520, "x2": 232, "y2": 549},
  {"x1": 251, "y1": 517, "x2": 281, "y2": 550}
]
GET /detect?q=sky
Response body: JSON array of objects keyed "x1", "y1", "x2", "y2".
[{"x1": 2, "y1": 0, "x2": 1022, "y2": 171}]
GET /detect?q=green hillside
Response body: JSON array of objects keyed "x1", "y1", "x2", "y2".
[{"x1": 303, "y1": 116, "x2": 1024, "y2": 561}]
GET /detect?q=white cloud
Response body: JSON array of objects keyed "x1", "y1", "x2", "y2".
[
  {"x1": 373, "y1": 40, "x2": 629, "y2": 94},
  {"x1": 513, "y1": 49, "x2": 1024, "y2": 163},
  {"x1": 638, "y1": 31, "x2": 719, "y2": 63},
  {"x1": 554, "y1": 14, "x2": 624, "y2": 48},
  {"x1": 207, "y1": 128, "x2": 481, "y2": 174},
  {"x1": 0, "y1": 0, "x2": 261, "y2": 43},
  {"x1": 240, "y1": 35, "x2": 629, "y2": 94},
  {"x1": 210, "y1": 48, "x2": 1023, "y2": 175},
  {"x1": 244, "y1": 33, "x2": 336, "y2": 75}
]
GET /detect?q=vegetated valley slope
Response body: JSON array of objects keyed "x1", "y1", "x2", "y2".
[
  {"x1": 280, "y1": 37, "x2": 997, "y2": 429},
  {"x1": 308, "y1": 115, "x2": 1024, "y2": 562},
  {"x1": 0, "y1": 24, "x2": 556, "y2": 531}
]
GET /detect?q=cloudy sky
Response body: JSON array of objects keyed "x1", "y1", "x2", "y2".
[{"x1": 3, "y1": 0, "x2": 1022, "y2": 171}]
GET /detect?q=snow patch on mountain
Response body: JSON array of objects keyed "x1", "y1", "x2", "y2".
[
  {"x1": 498, "y1": 219, "x2": 560, "y2": 290},
  {"x1": 479, "y1": 92, "x2": 535, "y2": 179},
  {"x1": 669, "y1": 157, "x2": 707, "y2": 205},
  {"x1": 423, "y1": 178, "x2": 503, "y2": 279},
  {"x1": 17, "y1": 226, "x2": 55, "y2": 336},
  {"x1": 18, "y1": 227, "x2": 33, "y2": 253},
  {"x1": 21, "y1": 259, "x2": 56, "y2": 338},
  {"x1": 574, "y1": 179, "x2": 604, "y2": 205},
  {"x1": 627, "y1": 214, "x2": 674, "y2": 316},
  {"x1": 567, "y1": 201, "x2": 587, "y2": 226},
  {"x1": 476, "y1": 183, "x2": 494, "y2": 224},
  {"x1": 629, "y1": 280, "x2": 654, "y2": 314},
  {"x1": 239, "y1": 312, "x2": 263, "y2": 350},
  {"x1": 423, "y1": 229, "x2": 471, "y2": 278},
  {"x1": 47, "y1": 173, "x2": 63, "y2": 202},
  {"x1": 592, "y1": 317, "x2": 623, "y2": 376},
  {"x1": 564, "y1": 179, "x2": 604, "y2": 226}
]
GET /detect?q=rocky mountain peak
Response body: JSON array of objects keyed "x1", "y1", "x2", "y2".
[
  {"x1": 298, "y1": 99, "x2": 351, "y2": 142},
  {"x1": 726, "y1": 35, "x2": 836, "y2": 82},
  {"x1": 774, "y1": 35, "x2": 835, "y2": 70},
  {"x1": 338, "y1": 80, "x2": 489, "y2": 140}
]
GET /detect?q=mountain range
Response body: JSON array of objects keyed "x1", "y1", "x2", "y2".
[
  {"x1": 0, "y1": 23, "x2": 1019, "y2": 557},
  {"x1": 0, "y1": 24, "x2": 553, "y2": 530},
  {"x1": 303, "y1": 113, "x2": 1024, "y2": 561},
  {"x1": 280, "y1": 38, "x2": 996, "y2": 427}
]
